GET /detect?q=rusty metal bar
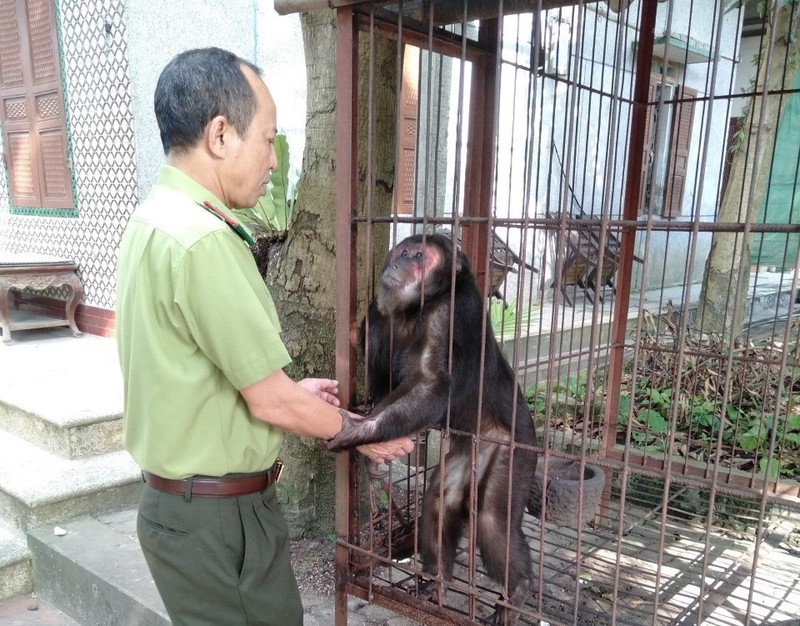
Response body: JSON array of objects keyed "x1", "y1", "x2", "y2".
[
  {"x1": 601, "y1": 0, "x2": 658, "y2": 455},
  {"x1": 357, "y1": 12, "x2": 491, "y2": 62},
  {"x1": 334, "y1": 6, "x2": 359, "y2": 626},
  {"x1": 461, "y1": 19, "x2": 499, "y2": 296}
]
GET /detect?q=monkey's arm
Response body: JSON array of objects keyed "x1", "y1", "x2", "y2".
[{"x1": 328, "y1": 316, "x2": 452, "y2": 451}]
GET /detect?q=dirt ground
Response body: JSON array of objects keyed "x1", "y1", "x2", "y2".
[{"x1": 290, "y1": 536, "x2": 337, "y2": 597}]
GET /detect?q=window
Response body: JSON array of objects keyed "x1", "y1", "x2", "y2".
[
  {"x1": 546, "y1": 17, "x2": 571, "y2": 78},
  {"x1": 640, "y1": 76, "x2": 695, "y2": 218},
  {"x1": 0, "y1": 0, "x2": 74, "y2": 210}
]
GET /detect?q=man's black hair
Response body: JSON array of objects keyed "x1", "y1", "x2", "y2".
[{"x1": 154, "y1": 47, "x2": 263, "y2": 154}]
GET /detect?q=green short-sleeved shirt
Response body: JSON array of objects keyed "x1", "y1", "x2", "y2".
[{"x1": 116, "y1": 165, "x2": 292, "y2": 479}]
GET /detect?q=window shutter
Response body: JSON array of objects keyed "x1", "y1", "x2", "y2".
[
  {"x1": 0, "y1": 0, "x2": 38, "y2": 206},
  {"x1": 0, "y1": 0, "x2": 73, "y2": 210},
  {"x1": 638, "y1": 78, "x2": 658, "y2": 215},
  {"x1": 663, "y1": 85, "x2": 695, "y2": 218},
  {"x1": 393, "y1": 44, "x2": 419, "y2": 216}
]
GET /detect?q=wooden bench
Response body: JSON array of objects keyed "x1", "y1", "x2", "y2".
[{"x1": 0, "y1": 253, "x2": 84, "y2": 344}]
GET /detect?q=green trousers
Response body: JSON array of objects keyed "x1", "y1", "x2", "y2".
[{"x1": 137, "y1": 482, "x2": 303, "y2": 626}]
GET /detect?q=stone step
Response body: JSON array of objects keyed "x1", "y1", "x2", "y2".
[
  {"x1": 0, "y1": 430, "x2": 142, "y2": 533},
  {"x1": 0, "y1": 400, "x2": 123, "y2": 460},
  {"x1": 28, "y1": 510, "x2": 169, "y2": 626},
  {"x1": 0, "y1": 592, "x2": 81, "y2": 625},
  {"x1": 0, "y1": 519, "x2": 31, "y2": 602},
  {"x1": 0, "y1": 333, "x2": 124, "y2": 459}
]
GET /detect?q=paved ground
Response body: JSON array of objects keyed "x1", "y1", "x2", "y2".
[{"x1": 0, "y1": 590, "x2": 425, "y2": 626}]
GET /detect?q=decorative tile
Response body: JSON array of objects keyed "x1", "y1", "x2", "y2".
[{"x1": 0, "y1": 0, "x2": 138, "y2": 311}]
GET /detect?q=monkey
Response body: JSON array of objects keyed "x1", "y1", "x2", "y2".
[{"x1": 327, "y1": 233, "x2": 537, "y2": 625}]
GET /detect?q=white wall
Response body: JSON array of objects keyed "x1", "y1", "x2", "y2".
[{"x1": 123, "y1": 0, "x2": 307, "y2": 199}]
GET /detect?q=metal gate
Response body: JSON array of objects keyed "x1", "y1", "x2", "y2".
[{"x1": 332, "y1": 1, "x2": 800, "y2": 624}]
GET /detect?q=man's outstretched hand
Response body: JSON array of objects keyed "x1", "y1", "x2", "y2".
[{"x1": 357, "y1": 437, "x2": 415, "y2": 465}]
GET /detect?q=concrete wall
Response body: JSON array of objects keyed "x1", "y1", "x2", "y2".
[
  {"x1": 0, "y1": 0, "x2": 307, "y2": 320},
  {"x1": 124, "y1": 0, "x2": 307, "y2": 200}
]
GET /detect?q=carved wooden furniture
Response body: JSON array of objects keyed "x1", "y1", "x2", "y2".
[{"x1": 0, "y1": 253, "x2": 83, "y2": 344}]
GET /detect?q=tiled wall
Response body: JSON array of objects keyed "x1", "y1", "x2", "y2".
[{"x1": 0, "y1": 0, "x2": 139, "y2": 336}]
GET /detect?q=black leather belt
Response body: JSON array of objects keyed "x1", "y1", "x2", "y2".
[{"x1": 143, "y1": 461, "x2": 283, "y2": 498}]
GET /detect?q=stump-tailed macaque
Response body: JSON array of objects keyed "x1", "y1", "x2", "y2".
[{"x1": 328, "y1": 233, "x2": 537, "y2": 625}]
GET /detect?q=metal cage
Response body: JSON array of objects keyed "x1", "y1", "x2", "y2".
[{"x1": 333, "y1": 1, "x2": 800, "y2": 624}]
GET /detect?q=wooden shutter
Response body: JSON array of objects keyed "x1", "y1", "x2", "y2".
[
  {"x1": 663, "y1": 85, "x2": 695, "y2": 218},
  {"x1": 393, "y1": 45, "x2": 419, "y2": 216},
  {"x1": 638, "y1": 79, "x2": 658, "y2": 215},
  {"x1": 0, "y1": 0, "x2": 73, "y2": 209}
]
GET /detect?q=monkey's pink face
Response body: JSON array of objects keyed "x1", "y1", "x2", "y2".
[
  {"x1": 391, "y1": 242, "x2": 442, "y2": 282},
  {"x1": 377, "y1": 241, "x2": 445, "y2": 314}
]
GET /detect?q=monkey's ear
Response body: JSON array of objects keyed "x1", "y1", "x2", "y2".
[{"x1": 455, "y1": 248, "x2": 470, "y2": 273}]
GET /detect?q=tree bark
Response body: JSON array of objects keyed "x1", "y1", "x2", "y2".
[
  {"x1": 253, "y1": 8, "x2": 397, "y2": 538},
  {"x1": 696, "y1": 1, "x2": 799, "y2": 338}
]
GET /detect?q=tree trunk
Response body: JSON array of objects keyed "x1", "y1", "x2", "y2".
[
  {"x1": 696, "y1": 2, "x2": 799, "y2": 338},
  {"x1": 254, "y1": 8, "x2": 397, "y2": 538}
]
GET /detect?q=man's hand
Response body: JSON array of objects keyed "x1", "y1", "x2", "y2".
[
  {"x1": 298, "y1": 378, "x2": 340, "y2": 407},
  {"x1": 357, "y1": 437, "x2": 415, "y2": 465}
]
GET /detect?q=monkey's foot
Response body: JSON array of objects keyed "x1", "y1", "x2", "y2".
[
  {"x1": 488, "y1": 581, "x2": 530, "y2": 625},
  {"x1": 413, "y1": 578, "x2": 445, "y2": 604},
  {"x1": 488, "y1": 605, "x2": 521, "y2": 626}
]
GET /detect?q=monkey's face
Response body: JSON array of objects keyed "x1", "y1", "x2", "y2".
[{"x1": 376, "y1": 240, "x2": 446, "y2": 316}]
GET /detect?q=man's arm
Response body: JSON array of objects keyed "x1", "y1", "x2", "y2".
[{"x1": 240, "y1": 369, "x2": 413, "y2": 462}]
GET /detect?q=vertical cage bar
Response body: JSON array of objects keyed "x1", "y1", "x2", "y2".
[
  {"x1": 602, "y1": 0, "x2": 658, "y2": 456},
  {"x1": 334, "y1": 6, "x2": 359, "y2": 626}
]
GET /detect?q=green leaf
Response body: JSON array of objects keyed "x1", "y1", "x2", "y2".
[
  {"x1": 784, "y1": 433, "x2": 800, "y2": 445},
  {"x1": 759, "y1": 456, "x2": 780, "y2": 480},
  {"x1": 786, "y1": 413, "x2": 800, "y2": 432},
  {"x1": 738, "y1": 424, "x2": 764, "y2": 452},
  {"x1": 640, "y1": 409, "x2": 668, "y2": 434}
]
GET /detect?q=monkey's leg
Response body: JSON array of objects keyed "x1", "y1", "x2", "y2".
[
  {"x1": 417, "y1": 450, "x2": 470, "y2": 603},
  {"x1": 477, "y1": 447, "x2": 535, "y2": 626}
]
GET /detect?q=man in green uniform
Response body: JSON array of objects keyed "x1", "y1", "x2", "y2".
[{"x1": 116, "y1": 47, "x2": 412, "y2": 626}]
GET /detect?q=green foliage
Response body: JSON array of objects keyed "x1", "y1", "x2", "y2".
[
  {"x1": 489, "y1": 298, "x2": 540, "y2": 340},
  {"x1": 724, "y1": 0, "x2": 798, "y2": 17},
  {"x1": 618, "y1": 377, "x2": 800, "y2": 479},
  {"x1": 231, "y1": 134, "x2": 298, "y2": 233}
]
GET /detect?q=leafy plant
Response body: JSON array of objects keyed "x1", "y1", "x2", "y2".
[
  {"x1": 231, "y1": 134, "x2": 298, "y2": 233},
  {"x1": 489, "y1": 298, "x2": 540, "y2": 340}
]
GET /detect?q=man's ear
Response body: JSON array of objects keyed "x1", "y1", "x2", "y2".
[{"x1": 205, "y1": 115, "x2": 229, "y2": 158}]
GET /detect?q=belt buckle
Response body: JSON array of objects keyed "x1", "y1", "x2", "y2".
[{"x1": 273, "y1": 459, "x2": 284, "y2": 483}]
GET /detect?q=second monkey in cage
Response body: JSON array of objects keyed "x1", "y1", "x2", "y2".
[{"x1": 327, "y1": 233, "x2": 537, "y2": 625}]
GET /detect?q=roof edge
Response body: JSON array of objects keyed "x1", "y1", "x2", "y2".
[{"x1": 274, "y1": 0, "x2": 363, "y2": 15}]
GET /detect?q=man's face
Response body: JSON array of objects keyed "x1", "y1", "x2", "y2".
[{"x1": 222, "y1": 66, "x2": 278, "y2": 209}]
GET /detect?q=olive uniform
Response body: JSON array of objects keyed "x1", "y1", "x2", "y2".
[{"x1": 116, "y1": 165, "x2": 302, "y2": 625}]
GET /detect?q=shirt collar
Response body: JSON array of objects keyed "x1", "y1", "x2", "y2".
[{"x1": 155, "y1": 165, "x2": 255, "y2": 246}]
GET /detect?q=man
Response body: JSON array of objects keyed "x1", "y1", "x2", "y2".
[{"x1": 116, "y1": 47, "x2": 413, "y2": 626}]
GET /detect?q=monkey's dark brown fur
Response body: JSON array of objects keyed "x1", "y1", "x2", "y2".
[{"x1": 327, "y1": 233, "x2": 537, "y2": 625}]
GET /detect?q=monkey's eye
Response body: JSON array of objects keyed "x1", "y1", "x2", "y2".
[
  {"x1": 415, "y1": 252, "x2": 423, "y2": 259},
  {"x1": 400, "y1": 249, "x2": 409, "y2": 257}
]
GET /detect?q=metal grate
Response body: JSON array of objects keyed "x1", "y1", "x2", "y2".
[{"x1": 334, "y1": 1, "x2": 800, "y2": 624}]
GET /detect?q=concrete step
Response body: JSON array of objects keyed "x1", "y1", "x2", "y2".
[
  {"x1": 27, "y1": 510, "x2": 169, "y2": 626},
  {"x1": 0, "y1": 430, "x2": 142, "y2": 533},
  {"x1": 0, "y1": 592, "x2": 81, "y2": 625},
  {"x1": 0, "y1": 520, "x2": 31, "y2": 602},
  {"x1": 0, "y1": 333, "x2": 124, "y2": 459}
]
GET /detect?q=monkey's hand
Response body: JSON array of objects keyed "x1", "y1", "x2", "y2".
[{"x1": 326, "y1": 409, "x2": 378, "y2": 451}]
